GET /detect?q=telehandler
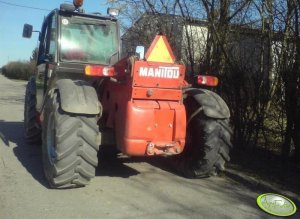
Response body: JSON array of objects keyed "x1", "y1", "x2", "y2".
[{"x1": 23, "y1": 0, "x2": 232, "y2": 188}]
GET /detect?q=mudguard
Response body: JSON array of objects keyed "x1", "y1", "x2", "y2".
[
  {"x1": 185, "y1": 88, "x2": 230, "y2": 119},
  {"x1": 55, "y1": 79, "x2": 101, "y2": 115}
]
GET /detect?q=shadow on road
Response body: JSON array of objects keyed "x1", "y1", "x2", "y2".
[
  {"x1": 0, "y1": 120, "x2": 48, "y2": 188},
  {"x1": 96, "y1": 156, "x2": 140, "y2": 178},
  {"x1": 2, "y1": 122, "x2": 300, "y2": 218},
  {"x1": 96, "y1": 146, "x2": 141, "y2": 177},
  {"x1": 0, "y1": 120, "x2": 140, "y2": 186},
  {"x1": 96, "y1": 151, "x2": 177, "y2": 178}
]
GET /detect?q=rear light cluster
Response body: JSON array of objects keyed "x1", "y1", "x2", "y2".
[
  {"x1": 197, "y1": 75, "x2": 219, "y2": 86},
  {"x1": 85, "y1": 65, "x2": 115, "y2": 77}
]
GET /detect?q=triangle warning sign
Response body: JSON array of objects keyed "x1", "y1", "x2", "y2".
[{"x1": 145, "y1": 35, "x2": 176, "y2": 64}]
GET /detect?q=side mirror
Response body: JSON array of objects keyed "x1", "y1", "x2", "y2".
[
  {"x1": 135, "y1": 46, "x2": 145, "y2": 60},
  {"x1": 23, "y1": 24, "x2": 33, "y2": 38}
]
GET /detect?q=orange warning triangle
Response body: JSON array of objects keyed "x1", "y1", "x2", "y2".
[{"x1": 145, "y1": 35, "x2": 176, "y2": 64}]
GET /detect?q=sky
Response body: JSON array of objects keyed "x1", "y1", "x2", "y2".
[{"x1": 0, "y1": 0, "x2": 109, "y2": 67}]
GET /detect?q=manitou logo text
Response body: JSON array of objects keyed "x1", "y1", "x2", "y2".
[{"x1": 139, "y1": 67, "x2": 180, "y2": 79}]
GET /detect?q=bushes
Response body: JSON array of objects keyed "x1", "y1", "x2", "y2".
[{"x1": 2, "y1": 61, "x2": 35, "y2": 80}]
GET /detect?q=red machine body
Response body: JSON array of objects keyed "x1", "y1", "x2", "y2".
[{"x1": 99, "y1": 35, "x2": 187, "y2": 156}]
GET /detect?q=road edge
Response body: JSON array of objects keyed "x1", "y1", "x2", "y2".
[{"x1": 224, "y1": 168, "x2": 300, "y2": 204}]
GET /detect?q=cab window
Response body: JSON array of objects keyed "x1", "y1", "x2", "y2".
[{"x1": 59, "y1": 16, "x2": 118, "y2": 65}]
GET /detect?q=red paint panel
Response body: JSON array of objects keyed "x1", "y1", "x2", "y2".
[
  {"x1": 132, "y1": 100, "x2": 160, "y2": 109},
  {"x1": 132, "y1": 87, "x2": 182, "y2": 101},
  {"x1": 153, "y1": 109, "x2": 174, "y2": 141},
  {"x1": 118, "y1": 100, "x2": 186, "y2": 156}
]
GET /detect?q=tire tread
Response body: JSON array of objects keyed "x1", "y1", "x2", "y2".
[{"x1": 42, "y1": 91, "x2": 100, "y2": 189}]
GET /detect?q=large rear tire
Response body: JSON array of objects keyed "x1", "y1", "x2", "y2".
[
  {"x1": 42, "y1": 91, "x2": 100, "y2": 188},
  {"x1": 24, "y1": 77, "x2": 41, "y2": 144},
  {"x1": 176, "y1": 98, "x2": 232, "y2": 178}
]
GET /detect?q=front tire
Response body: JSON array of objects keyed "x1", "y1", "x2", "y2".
[
  {"x1": 42, "y1": 91, "x2": 100, "y2": 188},
  {"x1": 24, "y1": 77, "x2": 41, "y2": 144},
  {"x1": 176, "y1": 98, "x2": 232, "y2": 178}
]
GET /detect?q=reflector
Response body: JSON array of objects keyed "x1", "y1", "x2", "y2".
[
  {"x1": 197, "y1": 75, "x2": 219, "y2": 86},
  {"x1": 145, "y1": 35, "x2": 176, "y2": 64}
]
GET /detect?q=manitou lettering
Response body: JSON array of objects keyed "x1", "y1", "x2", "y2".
[{"x1": 139, "y1": 67, "x2": 180, "y2": 79}]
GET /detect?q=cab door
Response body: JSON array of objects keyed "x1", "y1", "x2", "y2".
[{"x1": 36, "y1": 13, "x2": 57, "y2": 112}]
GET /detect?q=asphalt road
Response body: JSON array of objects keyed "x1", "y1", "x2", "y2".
[{"x1": 0, "y1": 74, "x2": 297, "y2": 219}]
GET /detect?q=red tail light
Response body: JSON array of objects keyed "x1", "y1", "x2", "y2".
[
  {"x1": 85, "y1": 65, "x2": 115, "y2": 77},
  {"x1": 197, "y1": 75, "x2": 219, "y2": 86}
]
